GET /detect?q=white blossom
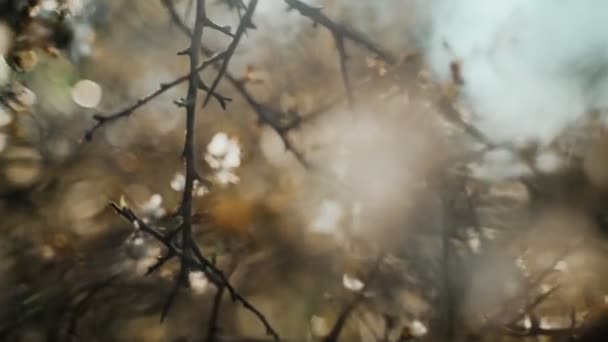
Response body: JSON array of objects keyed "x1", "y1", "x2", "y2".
[
  {"x1": 409, "y1": 320, "x2": 428, "y2": 337},
  {"x1": 222, "y1": 142, "x2": 242, "y2": 169},
  {"x1": 140, "y1": 193, "x2": 166, "y2": 219},
  {"x1": 192, "y1": 179, "x2": 208, "y2": 197},
  {"x1": 170, "y1": 173, "x2": 185, "y2": 191},
  {"x1": 205, "y1": 132, "x2": 242, "y2": 186},
  {"x1": 215, "y1": 169, "x2": 240, "y2": 185},
  {"x1": 207, "y1": 132, "x2": 230, "y2": 157},
  {"x1": 310, "y1": 315, "x2": 330, "y2": 337},
  {"x1": 342, "y1": 273, "x2": 365, "y2": 292}
]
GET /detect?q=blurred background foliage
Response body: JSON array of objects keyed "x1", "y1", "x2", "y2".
[{"x1": 1, "y1": 0, "x2": 608, "y2": 341}]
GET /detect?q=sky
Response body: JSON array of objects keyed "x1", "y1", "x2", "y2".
[{"x1": 424, "y1": 0, "x2": 608, "y2": 146}]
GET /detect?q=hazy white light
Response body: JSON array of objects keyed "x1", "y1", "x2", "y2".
[
  {"x1": 41, "y1": 0, "x2": 58, "y2": 11},
  {"x1": 192, "y1": 179, "x2": 208, "y2": 197},
  {"x1": 481, "y1": 227, "x2": 499, "y2": 240},
  {"x1": 426, "y1": 0, "x2": 608, "y2": 145},
  {"x1": 466, "y1": 228, "x2": 482, "y2": 254},
  {"x1": 515, "y1": 257, "x2": 527, "y2": 271},
  {"x1": 536, "y1": 151, "x2": 562, "y2": 173},
  {"x1": 189, "y1": 271, "x2": 209, "y2": 295},
  {"x1": 67, "y1": 0, "x2": 85, "y2": 14},
  {"x1": 259, "y1": 126, "x2": 291, "y2": 167},
  {"x1": 469, "y1": 148, "x2": 532, "y2": 180},
  {"x1": 71, "y1": 79, "x2": 102, "y2": 108},
  {"x1": 311, "y1": 199, "x2": 343, "y2": 234}
]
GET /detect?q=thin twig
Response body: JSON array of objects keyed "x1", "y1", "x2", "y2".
[
  {"x1": 66, "y1": 275, "x2": 118, "y2": 337},
  {"x1": 108, "y1": 201, "x2": 280, "y2": 341},
  {"x1": 162, "y1": 0, "x2": 310, "y2": 167},
  {"x1": 158, "y1": 0, "x2": 207, "y2": 323},
  {"x1": 284, "y1": 0, "x2": 396, "y2": 64},
  {"x1": 201, "y1": 0, "x2": 258, "y2": 107},
  {"x1": 160, "y1": 262, "x2": 188, "y2": 322},
  {"x1": 283, "y1": 0, "x2": 399, "y2": 110},
  {"x1": 323, "y1": 255, "x2": 384, "y2": 342},
  {"x1": 84, "y1": 51, "x2": 226, "y2": 141},
  {"x1": 146, "y1": 250, "x2": 176, "y2": 276},
  {"x1": 206, "y1": 285, "x2": 226, "y2": 342},
  {"x1": 334, "y1": 34, "x2": 354, "y2": 109},
  {"x1": 191, "y1": 242, "x2": 280, "y2": 341}
]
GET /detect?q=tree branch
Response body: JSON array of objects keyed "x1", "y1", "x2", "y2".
[
  {"x1": 283, "y1": 0, "x2": 396, "y2": 64},
  {"x1": 162, "y1": 0, "x2": 310, "y2": 167},
  {"x1": 84, "y1": 51, "x2": 226, "y2": 141},
  {"x1": 201, "y1": 0, "x2": 258, "y2": 107},
  {"x1": 323, "y1": 255, "x2": 383, "y2": 342}
]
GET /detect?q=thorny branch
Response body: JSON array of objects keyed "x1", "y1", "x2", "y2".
[
  {"x1": 167, "y1": 0, "x2": 207, "y2": 321},
  {"x1": 205, "y1": 253, "x2": 237, "y2": 342},
  {"x1": 475, "y1": 246, "x2": 577, "y2": 339},
  {"x1": 84, "y1": 0, "x2": 279, "y2": 339},
  {"x1": 83, "y1": 50, "x2": 227, "y2": 141},
  {"x1": 82, "y1": 0, "x2": 404, "y2": 338},
  {"x1": 161, "y1": 0, "x2": 311, "y2": 167},
  {"x1": 108, "y1": 202, "x2": 280, "y2": 340},
  {"x1": 323, "y1": 255, "x2": 384, "y2": 342},
  {"x1": 436, "y1": 59, "x2": 543, "y2": 177},
  {"x1": 163, "y1": 0, "x2": 402, "y2": 166},
  {"x1": 283, "y1": 0, "x2": 396, "y2": 64},
  {"x1": 284, "y1": 0, "x2": 397, "y2": 108},
  {"x1": 206, "y1": 285, "x2": 226, "y2": 342},
  {"x1": 201, "y1": 0, "x2": 258, "y2": 107},
  {"x1": 66, "y1": 275, "x2": 118, "y2": 338}
]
